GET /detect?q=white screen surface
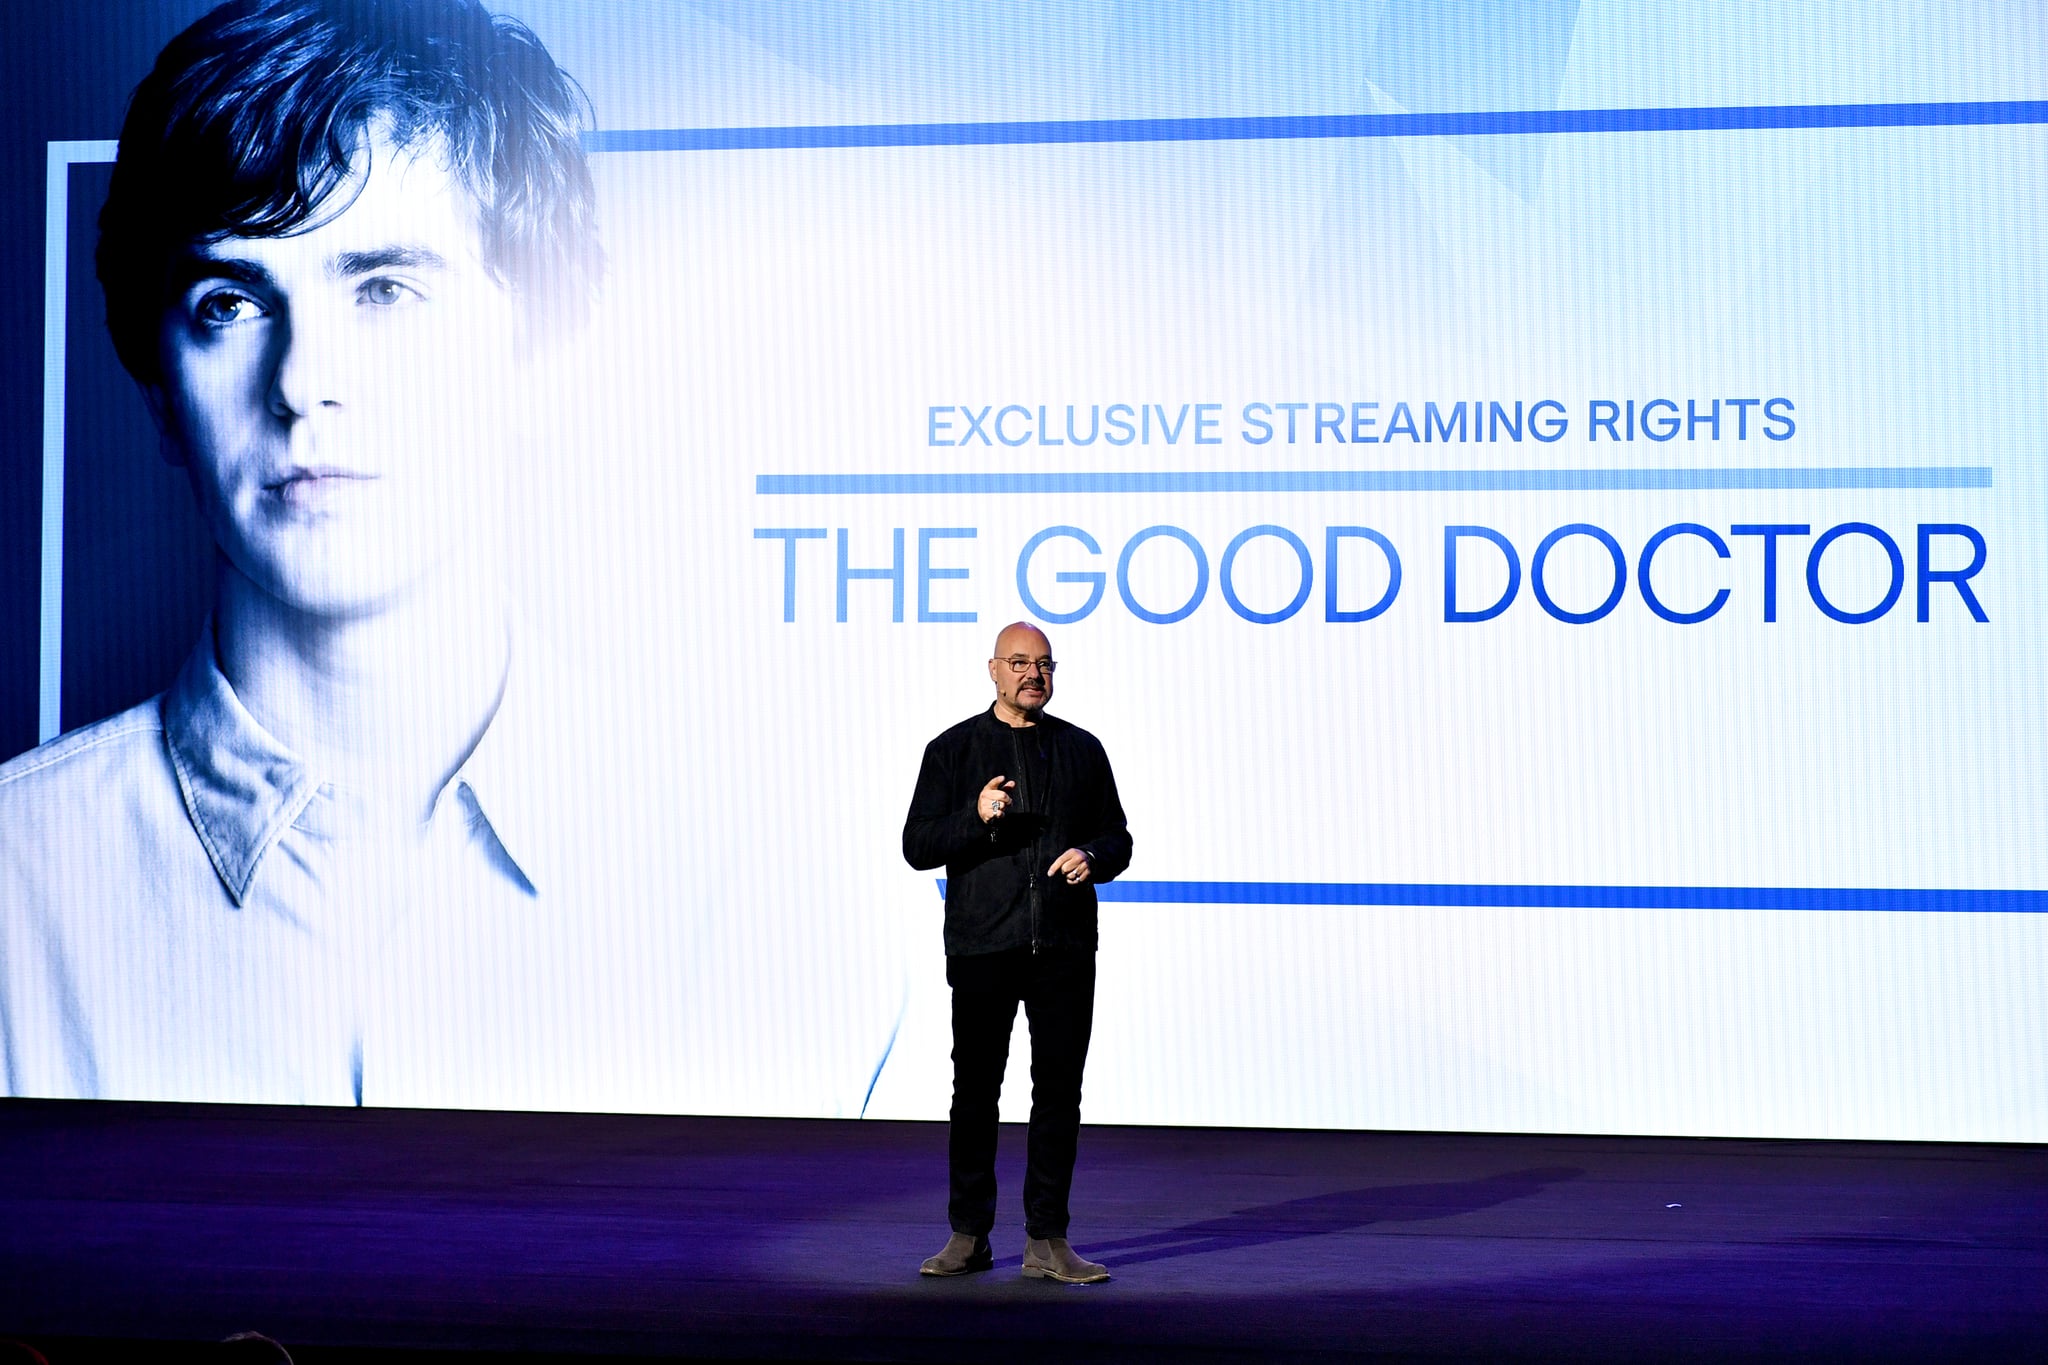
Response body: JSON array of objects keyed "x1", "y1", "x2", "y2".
[{"x1": 22, "y1": 0, "x2": 2048, "y2": 1138}]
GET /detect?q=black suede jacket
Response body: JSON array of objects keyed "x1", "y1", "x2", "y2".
[{"x1": 902, "y1": 707, "x2": 1133, "y2": 956}]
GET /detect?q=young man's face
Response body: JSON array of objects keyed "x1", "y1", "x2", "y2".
[{"x1": 150, "y1": 131, "x2": 525, "y2": 621}]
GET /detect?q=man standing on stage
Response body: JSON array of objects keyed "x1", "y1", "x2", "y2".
[{"x1": 902, "y1": 622, "x2": 1133, "y2": 1283}]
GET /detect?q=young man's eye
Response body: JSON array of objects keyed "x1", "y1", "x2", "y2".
[
  {"x1": 358, "y1": 277, "x2": 421, "y2": 307},
  {"x1": 193, "y1": 291, "x2": 263, "y2": 326}
]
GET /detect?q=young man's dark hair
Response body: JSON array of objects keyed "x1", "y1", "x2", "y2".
[{"x1": 97, "y1": 0, "x2": 603, "y2": 382}]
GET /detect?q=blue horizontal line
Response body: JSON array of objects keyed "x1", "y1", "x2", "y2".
[
  {"x1": 589, "y1": 100, "x2": 2048, "y2": 154},
  {"x1": 935, "y1": 880, "x2": 2045, "y2": 912},
  {"x1": 760, "y1": 466, "x2": 1989, "y2": 496}
]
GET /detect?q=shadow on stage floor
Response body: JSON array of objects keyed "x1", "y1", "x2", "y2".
[{"x1": 2, "y1": 1100, "x2": 2042, "y2": 1362}]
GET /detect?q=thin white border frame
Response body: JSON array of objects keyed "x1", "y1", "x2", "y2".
[{"x1": 40, "y1": 140, "x2": 119, "y2": 743}]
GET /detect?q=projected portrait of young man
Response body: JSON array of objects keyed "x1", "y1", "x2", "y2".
[
  {"x1": 903, "y1": 623, "x2": 1133, "y2": 1283},
  {"x1": 0, "y1": 0, "x2": 615, "y2": 1105}
]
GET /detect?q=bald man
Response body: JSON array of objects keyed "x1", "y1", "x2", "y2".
[{"x1": 902, "y1": 623, "x2": 1133, "y2": 1282}]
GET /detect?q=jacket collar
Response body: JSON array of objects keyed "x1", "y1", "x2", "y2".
[{"x1": 981, "y1": 703, "x2": 1060, "y2": 732}]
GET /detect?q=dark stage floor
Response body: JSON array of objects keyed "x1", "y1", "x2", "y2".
[{"x1": 1, "y1": 1101, "x2": 2043, "y2": 1363}]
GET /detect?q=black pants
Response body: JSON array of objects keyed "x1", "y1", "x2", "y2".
[{"x1": 946, "y1": 946, "x2": 1096, "y2": 1240}]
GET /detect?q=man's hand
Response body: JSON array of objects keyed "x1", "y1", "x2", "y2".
[
  {"x1": 980, "y1": 775, "x2": 1016, "y2": 824},
  {"x1": 1049, "y1": 848, "x2": 1093, "y2": 885}
]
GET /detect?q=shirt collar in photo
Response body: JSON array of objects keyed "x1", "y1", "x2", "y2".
[{"x1": 161, "y1": 625, "x2": 553, "y2": 905}]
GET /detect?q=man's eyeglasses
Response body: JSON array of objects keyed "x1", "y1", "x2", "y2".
[{"x1": 999, "y1": 657, "x2": 1058, "y2": 674}]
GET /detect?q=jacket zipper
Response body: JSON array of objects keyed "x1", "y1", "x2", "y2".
[
  {"x1": 1015, "y1": 727, "x2": 1041, "y2": 954},
  {"x1": 1030, "y1": 867, "x2": 1040, "y2": 954}
]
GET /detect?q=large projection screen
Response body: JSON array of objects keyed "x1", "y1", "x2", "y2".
[{"x1": 7, "y1": 1, "x2": 2047, "y2": 1140}]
